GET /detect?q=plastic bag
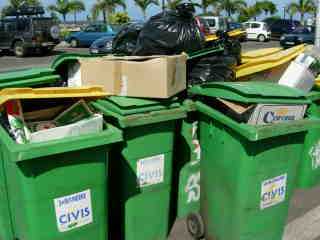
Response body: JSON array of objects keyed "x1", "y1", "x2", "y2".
[
  {"x1": 112, "y1": 22, "x2": 144, "y2": 55},
  {"x1": 188, "y1": 56, "x2": 236, "y2": 86},
  {"x1": 134, "y1": 3, "x2": 205, "y2": 55},
  {"x1": 225, "y1": 39, "x2": 242, "y2": 65},
  {"x1": 216, "y1": 31, "x2": 242, "y2": 65}
]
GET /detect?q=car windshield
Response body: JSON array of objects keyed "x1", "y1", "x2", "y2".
[
  {"x1": 32, "y1": 18, "x2": 54, "y2": 31},
  {"x1": 110, "y1": 24, "x2": 122, "y2": 33},
  {"x1": 230, "y1": 23, "x2": 241, "y2": 29}
]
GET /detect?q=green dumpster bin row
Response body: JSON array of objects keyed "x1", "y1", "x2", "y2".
[{"x1": 2, "y1": 56, "x2": 320, "y2": 240}]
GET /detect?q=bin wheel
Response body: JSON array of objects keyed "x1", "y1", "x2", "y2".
[{"x1": 186, "y1": 213, "x2": 205, "y2": 239}]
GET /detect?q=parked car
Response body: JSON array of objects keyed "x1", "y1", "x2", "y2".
[
  {"x1": 66, "y1": 23, "x2": 116, "y2": 47},
  {"x1": 200, "y1": 16, "x2": 228, "y2": 34},
  {"x1": 243, "y1": 21, "x2": 271, "y2": 42},
  {"x1": 195, "y1": 16, "x2": 211, "y2": 36},
  {"x1": 266, "y1": 19, "x2": 301, "y2": 39},
  {"x1": 280, "y1": 26, "x2": 315, "y2": 48},
  {"x1": 228, "y1": 22, "x2": 247, "y2": 42},
  {"x1": 89, "y1": 35, "x2": 114, "y2": 54},
  {"x1": 0, "y1": 6, "x2": 60, "y2": 57}
]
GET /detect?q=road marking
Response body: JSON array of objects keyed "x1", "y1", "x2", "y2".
[{"x1": 283, "y1": 205, "x2": 320, "y2": 240}]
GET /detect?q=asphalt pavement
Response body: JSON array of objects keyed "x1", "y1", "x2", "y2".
[
  {"x1": 0, "y1": 40, "x2": 281, "y2": 72},
  {"x1": 2, "y1": 40, "x2": 320, "y2": 240}
]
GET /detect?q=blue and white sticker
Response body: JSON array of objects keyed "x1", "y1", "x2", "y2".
[
  {"x1": 54, "y1": 189, "x2": 93, "y2": 232},
  {"x1": 260, "y1": 174, "x2": 287, "y2": 210},
  {"x1": 137, "y1": 154, "x2": 164, "y2": 187}
]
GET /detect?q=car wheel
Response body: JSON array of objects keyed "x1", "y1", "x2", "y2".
[
  {"x1": 70, "y1": 39, "x2": 79, "y2": 48},
  {"x1": 186, "y1": 213, "x2": 205, "y2": 239},
  {"x1": 14, "y1": 41, "x2": 27, "y2": 57},
  {"x1": 258, "y1": 34, "x2": 266, "y2": 42}
]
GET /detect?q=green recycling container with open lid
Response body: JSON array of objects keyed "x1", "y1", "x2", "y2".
[
  {"x1": 0, "y1": 87, "x2": 122, "y2": 240},
  {"x1": 297, "y1": 90, "x2": 320, "y2": 188},
  {"x1": 189, "y1": 82, "x2": 318, "y2": 240},
  {"x1": 92, "y1": 96, "x2": 186, "y2": 240}
]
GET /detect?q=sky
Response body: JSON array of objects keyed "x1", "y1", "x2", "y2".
[{"x1": 0, "y1": 0, "x2": 297, "y2": 21}]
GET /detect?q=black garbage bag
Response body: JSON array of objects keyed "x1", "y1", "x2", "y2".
[
  {"x1": 134, "y1": 3, "x2": 205, "y2": 56},
  {"x1": 112, "y1": 22, "x2": 144, "y2": 55},
  {"x1": 188, "y1": 56, "x2": 236, "y2": 86},
  {"x1": 216, "y1": 30, "x2": 242, "y2": 65},
  {"x1": 225, "y1": 39, "x2": 242, "y2": 65}
]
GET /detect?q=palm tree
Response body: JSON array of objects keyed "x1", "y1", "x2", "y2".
[
  {"x1": 166, "y1": 0, "x2": 184, "y2": 10},
  {"x1": 256, "y1": 0, "x2": 276, "y2": 16},
  {"x1": 92, "y1": 0, "x2": 126, "y2": 23},
  {"x1": 9, "y1": 0, "x2": 41, "y2": 8},
  {"x1": 287, "y1": 0, "x2": 315, "y2": 23},
  {"x1": 216, "y1": 0, "x2": 247, "y2": 17},
  {"x1": 48, "y1": 0, "x2": 72, "y2": 23},
  {"x1": 285, "y1": 4, "x2": 298, "y2": 20},
  {"x1": 239, "y1": 4, "x2": 261, "y2": 21},
  {"x1": 201, "y1": 0, "x2": 212, "y2": 14},
  {"x1": 2, "y1": 0, "x2": 41, "y2": 17},
  {"x1": 134, "y1": 0, "x2": 159, "y2": 20},
  {"x1": 69, "y1": 0, "x2": 85, "y2": 23},
  {"x1": 211, "y1": 0, "x2": 222, "y2": 16}
]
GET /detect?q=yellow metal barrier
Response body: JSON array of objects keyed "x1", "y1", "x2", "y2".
[
  {"x1": 236, "y1": 44, "x2": 306, "y2": 81},
  {"x1": 242, "y1": 47, "x2": 283, "y2": 63},
  {"x1": 205, "y1": 29, "x2": 246, "y2": 42}
]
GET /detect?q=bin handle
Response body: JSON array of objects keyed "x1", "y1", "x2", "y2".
[{"x1": 195, "y1": 101, "x2": 318, "y2": 141}]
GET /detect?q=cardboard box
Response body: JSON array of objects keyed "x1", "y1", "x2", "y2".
[
  {"x1": 68, "y1": 55, "x2": 187, "y2": 99},
  {"x1": 218, "y1": 98, "x2": 307, "y2": 125}
]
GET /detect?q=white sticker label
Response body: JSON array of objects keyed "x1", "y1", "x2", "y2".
[
  {"x1": 249, "y1": 104, "x2": 307, "y2": 125},
  {"x1": 54, "y1": 189, "x2": 93, "y2": 232},
  {"x1": 137, "y1": 154, "x2": 164, "y2": 187},
  {"x1": 310, "y1": 140, "x2": 320, "y2": 170},
  {"x1": 260, "y1": 174, "x2": 287, "y2": 210},
  {"x1": 185, "y1": 171, "x2": 200, "y2": 204}
]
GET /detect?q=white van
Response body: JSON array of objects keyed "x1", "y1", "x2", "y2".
[
  {"x1": 243, "y1": 21, "x2": 271, "y2": 42},
  {"x1": 200, "y1": 16, "x2": 228, "y2": 34}
]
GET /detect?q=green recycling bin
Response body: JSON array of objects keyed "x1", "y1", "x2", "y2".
[
  {"x1": 297, "y1": 91, "x2": 320, "y2": 188},
  {"x1": 92, "y1": 96, "x2": 186, "y2": 240},
  {"x1": 190, "y1": 82, "x2": 318, "y2": 240},
  {"x1": 171, "y1": 100, "x2": 201, "y2": 235},
  {"x1": 0, "y1": 87, "x2": 122, "y2": 240}
]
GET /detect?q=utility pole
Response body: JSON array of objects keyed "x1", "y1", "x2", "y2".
[
  {"x1": 162, "y1": 0, "x2": 165, "y2": 11},
  {"x1": 316, "y1": 0, "x2": 320, "y2": 47}
]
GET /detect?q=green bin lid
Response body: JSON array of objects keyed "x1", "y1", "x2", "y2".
[
  {"x1": 92, "y1": 96, "x2": 186, "y2": 128},
  {"x1": 189, "y1": 82, "x2": 310, "y2": 104},
  {"x1": 307, "y1": 90, "x2": 320, "y2": 101},
  {"x1": 0, "y1": 67, "x2": 54, "y2": 81},
  {"x1": 0, "y1": 67, "x2": 60, "y2": 89}
]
